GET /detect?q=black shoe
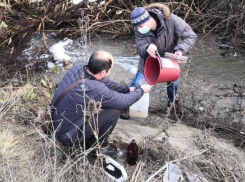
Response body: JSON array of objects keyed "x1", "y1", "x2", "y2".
[
  {"x1": 120, "y1": 109, "x2": 130, "y2": 120},
  {"x1": 87, "y1": 148, "x2": 98, "y2": 162},
  {"x1": 100, "y1": 146, "x2": 117, "y2": 157},
  {"x1": 87, "y1": 146, "x2": 117, "y2": 162}
]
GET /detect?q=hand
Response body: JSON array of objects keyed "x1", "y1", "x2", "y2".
[
  {"x1": 129, "y1": 87, "x2": 136, "y2": 91},
  {"x1": 174, "y1": 50, "x2": 183, "y2": 58},
  {"x1": 147, "y1": 44, "x2": 157, "y2": 58},
  {"x1": 141, "y1": 84, "x2": 152, "y2": 93}
]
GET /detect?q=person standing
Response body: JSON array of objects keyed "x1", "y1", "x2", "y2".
[{"x1": 120, "y1": 3, "x2": 197, "y2": 119}]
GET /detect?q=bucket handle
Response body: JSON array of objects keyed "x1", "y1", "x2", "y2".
[{"x1": 155, "y1": 50, "x2": 163, "y2": 69}]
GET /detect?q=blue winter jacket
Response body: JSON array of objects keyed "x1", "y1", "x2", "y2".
[{"x1": 51, "y1": 63, "x2": 144, "y2": 146}]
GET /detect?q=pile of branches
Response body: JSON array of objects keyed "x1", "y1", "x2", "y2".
[
  {"x1": 0, "y1": 0, "x2": 244, "y2": 83},
  {"x1": 183, "y1": 0, "x2": 245, "y2": 44}
]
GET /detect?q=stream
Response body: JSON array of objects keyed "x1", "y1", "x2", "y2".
[{"x1": 23, "y1": 33, "x2": 245, "y2": 124}]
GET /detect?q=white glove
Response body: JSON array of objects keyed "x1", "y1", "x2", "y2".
[{"x1": 147, "y1": 44, "x2": 157, "y2": 58}]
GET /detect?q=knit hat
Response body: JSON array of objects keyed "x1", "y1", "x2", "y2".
[{"x1": 130, "y1": 7, "x2": 151, "y2": 27}]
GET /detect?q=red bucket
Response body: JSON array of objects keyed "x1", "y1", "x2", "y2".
[{"x1": 144, "y1": 56, "x2": 180, "y2": 85}]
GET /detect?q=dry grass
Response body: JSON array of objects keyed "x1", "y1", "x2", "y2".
[
  {"x1": 0, "y1": 129, "x2": 23, "y2": 161},
  {"x1": 0, "y1": 80, "x2": 108, "y2": 181},
  {"x1": 182, "y1": 129, "x2": 245, "y2": 182},
  {"x1": 1, "y1": 80, "x2": 245, "y2": 181},
  {"x1": 0, "y1": 129, "x2": 34, "y2": 181},
  {"x1": 0, "y1": 83, "x2": 52, "y2": 124},
  {"x1": 0, "y1": 0, "x2": 245, "y2": 179}
]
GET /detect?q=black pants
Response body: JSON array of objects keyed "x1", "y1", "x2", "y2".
[{"x1": 81, "y1": 109, "x2": 120, "y2": 149}]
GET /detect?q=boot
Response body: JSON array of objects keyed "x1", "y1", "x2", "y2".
[
  {"x1": 87, "y1": 145, "x2": 118, "y2": 163},
  {"x1": 100, "y1": 146, "x2": 117, "y2": 156},
  {"x1": 120, "y1": 109, "x2": 130, "y2": 120}
]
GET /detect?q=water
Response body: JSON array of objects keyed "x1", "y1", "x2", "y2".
[
  {"x1": 129, "y1": 109, "x2": 149, "y2": 118},
  {"x1": 23, "y1": 33, "x2": 245, "y2": 121},
  {"x1": 129, "y1": 93, "x2": 149, "y2": 118},
  {"x1": 189, "y1": 35, "x2": 245, "y2": 83},
  {"x1": 23, "y1": 33, "x2": 245, "y2": 84}
]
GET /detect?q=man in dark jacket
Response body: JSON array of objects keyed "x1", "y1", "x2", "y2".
[
  {"x1": 51, "y1": 50, "x2": 151, "y2": 149},
  {"x1": 120, "y1": 3, "x2": 197, "y2": 119}
]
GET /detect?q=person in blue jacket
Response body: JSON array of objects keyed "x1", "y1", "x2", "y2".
[{"x1": 51, "y1": 50, "x2": 151, "y2": 149}]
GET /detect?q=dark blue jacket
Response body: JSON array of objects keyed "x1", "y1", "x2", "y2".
[{"x1": 51, "y1": 63, "x2": 144, "y2": 146}]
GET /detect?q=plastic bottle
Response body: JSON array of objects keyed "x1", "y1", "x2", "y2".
[
  {"x1": 127, "y1": 139, "x2": 138, "y2": 165},
  {"x1": 129, "y1": 93, "x2": 149, "y2": 118},
  {"x1": 129, "y1": 79, "x2": 150, "y2": 118}
]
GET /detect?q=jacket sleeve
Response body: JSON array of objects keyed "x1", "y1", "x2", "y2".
[
  {"x1": 101, "y1": 78, "x2": 130, "y2": 93},
  {"x1": 93, "y1": 83, "x2": 144, "y2": 110},
  {"x1": 89, "y1": 81, "x2": 144, "y2": 110},
  {"x1": 172, "y1": 14, "x2": 197, "y2": 54},
  {"x1": 135, "y1": 30, "x2": 154, "y2": 59}
]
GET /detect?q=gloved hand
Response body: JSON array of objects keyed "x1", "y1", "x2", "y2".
[
  {"x1": 147, "y1": 44, "x2": 157, "y2": 58},
  {"x1": 175, "y1": 50, "x2": 184, "y2": 69},
  {"x1": 174, "y1": 50, "x2": 183, "y2": 57}
]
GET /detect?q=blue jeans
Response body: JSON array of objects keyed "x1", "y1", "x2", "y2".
[
  {"x1": 129, "y1": 71, "x2": 146, "y2": 88},
  {"x1": 130, "y1": 71, "x2": 178, "y2": 102}
]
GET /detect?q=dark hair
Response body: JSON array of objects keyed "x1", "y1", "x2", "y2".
[{"x1": 88, "y1": 52, "x2": 112, "y2": 74}]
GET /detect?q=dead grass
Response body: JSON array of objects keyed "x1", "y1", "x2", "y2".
[
  {"x1": 182, "y1": 129, "x2": 245, "y2": 182},
  {"x1": 0, "y1": 18, "x2": 245, "y2": 180},
  {"x1": 1, "y1": 79, "x2": 245, "y2": 181},
  {"x1": 0, "y1": 128, "x2": 35, "y2": 181},
  {"x1": 0, "y1": 129, "x2": 23, "y2": 161}
]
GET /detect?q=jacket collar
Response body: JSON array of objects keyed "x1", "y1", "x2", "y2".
[
  {"x1": 148, "y1": 9, "x2": 166, "y2": 33},
  {"x1": 145, "y1": 3, "x2": 171, "y2": 35},
  {"x1": 144, "y1": 3, "x2": 171, "y2": 19},
  {"x1": 83, "y1": 65, "x2": 96, "y2": 80}
]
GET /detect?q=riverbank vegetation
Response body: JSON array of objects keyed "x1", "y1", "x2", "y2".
[
  {"x1": 1, "y1": 1, "x2": 245, "y2": 181},
  {"x1": 0, "y1": 0, "x2": 244, "y2": 84}
]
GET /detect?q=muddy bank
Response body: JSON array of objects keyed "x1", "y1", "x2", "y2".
[
  {"x1": 1, "y1": 33, "x2": 245, "y2": 181},
  {"x1": 100, "y1": 34, "x2": 245, "y2": 127},
  {"x1": 5, "y1": 32, "x2": 244, "y2": 127},
  {"x1": 12, "y1": 32, "x2": 245, "y2": 127}
]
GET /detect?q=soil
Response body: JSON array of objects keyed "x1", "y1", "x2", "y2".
[
  {"x1": 107, "y1": 33, "x2": 245, "y2": 123},
  {"x1": 11, "y1": 32, "x2": 244, "y2": 151},
  {"x1": 105, "y1": 33, "x2": 245, "y2": 165},
  {"x1": 1, "y1": 33, "x2": 245, "y2": 181}
]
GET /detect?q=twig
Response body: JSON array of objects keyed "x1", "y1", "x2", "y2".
[
  {"x1": 184, "y1": 0, "x2": 194, "y2": 21},
  {"x1": 131, "y1": 161, "x2": 142, "y2": 182},
  {"x1": 196, "y1": 15, "x2": 236, "y2": 45},
  {"x1": 213, "y1": 160, "x2": 229, "y2": 182},
  {"x1": 225, "y1": 163, "x2": 239, "y2": 182},
  {"x1": 134, "y1": 161, "x2": 144, "y2": 182},
  {"x1": 145, "y1": 149, "x2": 208, "y2": 182}
]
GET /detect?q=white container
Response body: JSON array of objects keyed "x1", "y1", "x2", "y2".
[{"x1": 129, "y1": 79, "x2": 150, "y2": 118}]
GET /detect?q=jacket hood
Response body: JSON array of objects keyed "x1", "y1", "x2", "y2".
[{"x1": 144, "y1": 3, "x2": 171, "y2": 19}]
